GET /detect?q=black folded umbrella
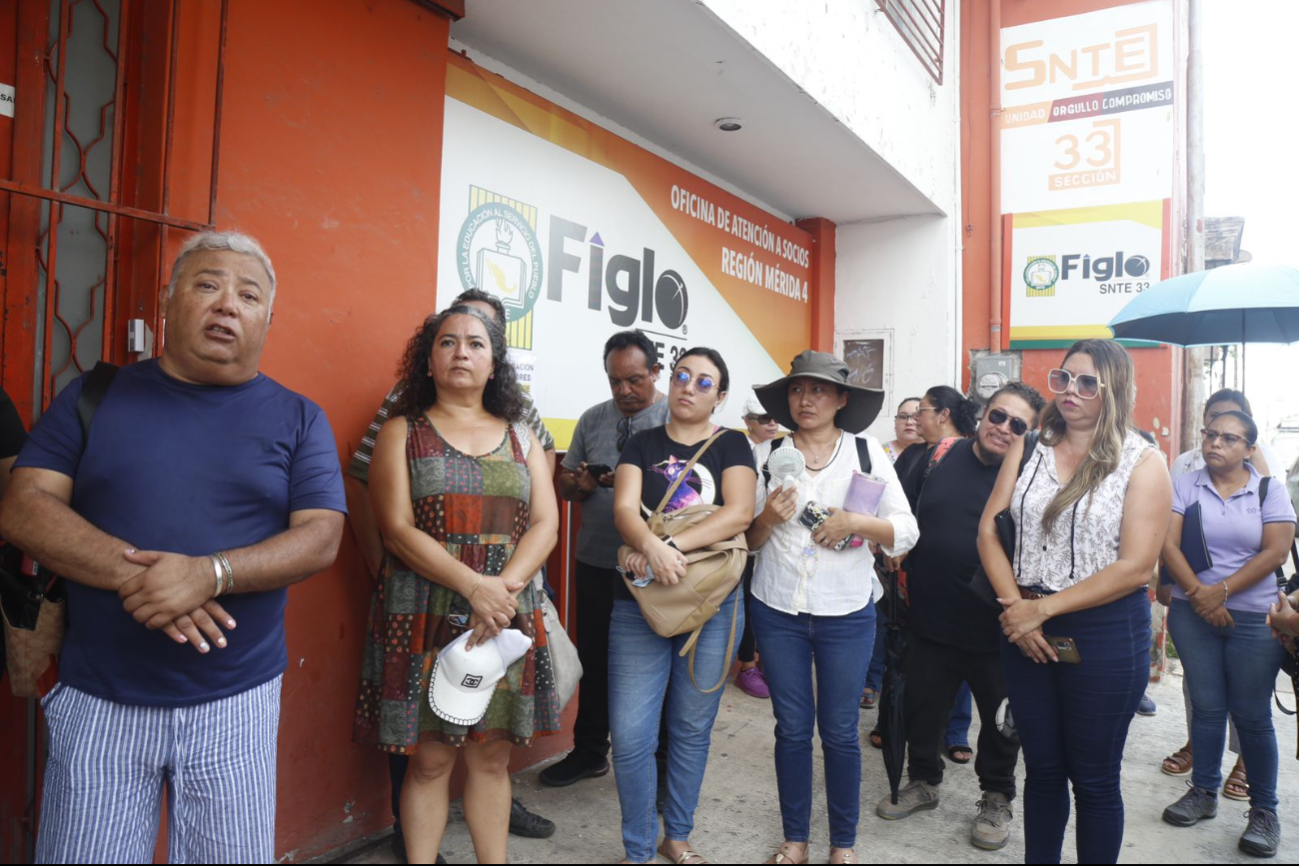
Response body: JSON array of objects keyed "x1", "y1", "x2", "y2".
[{"x1": 875, "y1": 565, "x2": 908, "y2": 804}]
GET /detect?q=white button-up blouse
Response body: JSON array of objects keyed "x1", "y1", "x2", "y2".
[{"x1": 751, "y1": 432, "x2": 919, "y2": 616}]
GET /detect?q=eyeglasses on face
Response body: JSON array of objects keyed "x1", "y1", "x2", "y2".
[
  {"x1": 670, "y1": 369, "x2": 716, "y2": 393},
  {"x1": 894, "y1": 413, "x2": 919, "y2": 423},
  {"x1": 1047, "y1": 368, "x2": 1105, "y2": 400},
  {"x1": 746, "y1": 414, "x2": 774, "y2": 425},
  {"x1": 1201, "y1": 428, "x2": 1250, "y2": 448},
  {"x1": 986, "y1": 408, "x2": 1029, "y2": 436}
]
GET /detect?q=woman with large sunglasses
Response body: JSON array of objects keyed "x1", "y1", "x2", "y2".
[
  {"x1": 977, "y1": 339, "x2": 1171, "y2": 865},
  {"x1": 610, "y1": 347, "x2": 756, "y2": 865},
  {"x1": 1159, "y1": 410, "x2": 1294, "y2": 857},
  {"x1": 746, "y1": 351, "x2": 917, "y2": 866}
]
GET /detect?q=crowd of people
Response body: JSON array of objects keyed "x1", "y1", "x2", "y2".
[{"x1": 0, "y1": 232, "x2": 1297, "y2": 865}]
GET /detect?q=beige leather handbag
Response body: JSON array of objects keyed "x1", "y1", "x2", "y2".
[{"x1": 617, "y1": 429, "x2": 748, "y2": 693}]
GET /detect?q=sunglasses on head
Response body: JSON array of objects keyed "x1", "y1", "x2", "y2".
[
  {"x1": 986, "y1": 408, "x2": 1029, "y2": 437},
  {"x1": 1047, "y1": 368, "x2": 1105, "y2": 400},
  {"x1": 671, "y1": 369, "x2": 716, "y2": 393}
]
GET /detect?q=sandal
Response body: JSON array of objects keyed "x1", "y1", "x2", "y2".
[
  {"x1": 830, "y1": 848, "x2": 860, "y2": 864},
  {"x1": 946, "y1": 744, "x2": 973, "y2": 765},
  {"x1": 764, "y1": 842, "x2": 809, "y2": 865},
  {"x1": 1161, "y1": 745, "x2": 1193, "y2": 777},
  {"x1": 658, "y1": 841, "x2": 709, "y2": 864},
  {"x1": 860, "y1": 688, "x2": 878, "y2": 709},
  {"x1": 868, "y1": 728, "x2": 883, "y2": 749},
  {"x1": 1223, "y1": 757, "x2": 1249, "y2": 801}
]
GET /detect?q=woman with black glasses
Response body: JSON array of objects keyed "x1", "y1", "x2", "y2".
[
  {"x1": 978, "y1": 339, "x2": 1171, "y2": 865},
  {"x1": 1159, "y1": 410, "x2": 1294, "y2": 857},
  {"x1": 611, "y1": 347, "x2": 756, "y2": 865}
]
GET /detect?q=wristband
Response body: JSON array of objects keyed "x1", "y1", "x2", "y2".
[
  {"x1": 468, "y1": 574, "x2": 484, "y2": 599},
  {"x1": 665, "y1": 537, "x2": 681, "y2": 551},
  {"x1": 1222, "y1": 582, "x2": 1230, "y2": 602},
  {"x1": 210, "y1": 554, "x2": 224, "y2": 597},
  {"x1": 216, "y1": 551, "x2": 235, "y2": 595}
]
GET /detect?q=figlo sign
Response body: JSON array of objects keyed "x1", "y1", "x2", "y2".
[
  {"x1": 999, "y1": 1, "x2": 1175, "y2": 348},
  {"x1": 439, "y1": 56, "x2": 813, "y2": 445},
  {"x1": 547, "y1": 216, "x2": 690, "y2": 332},
  {"x1": 455, "y1": 193, "x2": 692, "y2": 371}
]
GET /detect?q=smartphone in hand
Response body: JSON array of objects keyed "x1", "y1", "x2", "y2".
[{"x1": 1044, "y1": 635, "x2": 1081, "y2": 664}]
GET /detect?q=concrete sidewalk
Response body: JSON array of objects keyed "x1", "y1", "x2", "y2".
[{"x1": 345, "y1": 662, "x2": 1298, "y2": 864}]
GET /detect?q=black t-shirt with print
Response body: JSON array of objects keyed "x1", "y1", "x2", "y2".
[
  {"x1": 615, "y1": 425, "x2": 755, "y2": 599},
  {"x1": 906, "y1": 438, "x2": 1004, "y2": 653}
]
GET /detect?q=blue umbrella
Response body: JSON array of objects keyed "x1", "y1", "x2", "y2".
[{"x1": 1109, "y1": 263, "x2": 1299, "y2": 346}]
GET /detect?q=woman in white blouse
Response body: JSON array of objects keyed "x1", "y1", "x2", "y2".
[
  {"x1": 977, "y1": 339, "x2": 1171, "y2": 865},
  {"x1": 746, "y1": 351, "x2": 918, "y2": 866}
]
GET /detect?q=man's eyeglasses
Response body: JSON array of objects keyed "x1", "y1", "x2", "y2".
[
  {"x1": 986, "y1": 408, "x2": 1029, "y2": 437},
  {"x1": 746, "y1": 414, "x2": 775, "y2": 425},
  {"x1": 671, "y1": 370, "x2": 716, "y2": 393},
  {"x1": 1201, "y1": 428, "x2": 1249, "y2": 448},
  {"x1": 894, "y1": 413, "x2": 918, "y2": 423},
  {"x1": 1047, "y1": 368, "x2": 1105, "y2": 400}
]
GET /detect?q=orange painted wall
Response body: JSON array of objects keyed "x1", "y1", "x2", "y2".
[
  {"x1": 180, "y1": 0, "x2": 454, "y2": 859},
  {"x1": 797, "y1": 217, "x2": 837, "y2": 354},
  {"x1": 960, "y1": 0, "x2": 1183, "y2": 458}
]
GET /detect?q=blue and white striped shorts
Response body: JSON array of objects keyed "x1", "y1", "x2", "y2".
[{"x1": 36, "y1": 676, "x2": 282, "y2": 865}]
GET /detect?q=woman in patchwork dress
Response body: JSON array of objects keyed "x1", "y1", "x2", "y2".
[{"x1": 353, "y1": 305, "x2": 560, "y2": 864}]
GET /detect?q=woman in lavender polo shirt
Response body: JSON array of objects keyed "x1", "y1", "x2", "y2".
[{"x1": 1161, "y1": 410, "x2": 1295, "y2": 858}]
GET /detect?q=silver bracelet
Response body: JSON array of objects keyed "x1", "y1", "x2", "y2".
[
  {"x1": 216, "y1": 551, "x2": 235, "y2": 595},
  {"x1": 209, "y1": 554, "x2": 224, "y2": 597}
]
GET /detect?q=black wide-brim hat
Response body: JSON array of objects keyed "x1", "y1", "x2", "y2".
[{"x1": 754, "y1": 350, "x2": 886, "y2": 435}]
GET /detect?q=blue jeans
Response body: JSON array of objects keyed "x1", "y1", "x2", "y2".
[
  {"x1": 946, "y1": 682, "x2": 972, "y2": 748},
  {"x1": 608, "y1": 590, "x2": 742, "y2": 863},
  {"x1": 1000, "y1": 590, "x2": 1149, "y2": 865},
  {"x1": 864, "y1": 620, "x2": 886, "y2": 692},
  {"x1": 751, "y1": 597, "x2": 875, "y2": 849},
  {"x1": 1168, "y1": 598, "x2": 1286, "y2": 811}
]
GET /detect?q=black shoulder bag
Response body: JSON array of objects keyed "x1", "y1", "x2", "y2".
[
  {"x1": 0, "y1": 362, "x2": 117, "y2": 698},
  {"x1": 967, "y1": 432, "x2": 1039, "y2": 611}
]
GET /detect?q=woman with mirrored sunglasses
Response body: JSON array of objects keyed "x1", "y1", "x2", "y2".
[
  {"x1": 1159, "y1": 410, "x2": 1294, "y2": 857},
  {"x1": 977, "y1": 338, "x2": 1172, "y2": 864},
  {"x1": 610, "y1": 347, "x2": 756, "y2": 865}
]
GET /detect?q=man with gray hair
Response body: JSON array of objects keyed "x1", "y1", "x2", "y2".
[{"x1": 0, "y1": 231, "x2": 346, "y2": 862}]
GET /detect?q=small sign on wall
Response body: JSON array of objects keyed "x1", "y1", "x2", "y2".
[{"x1": 0, "y1": 84, "x2": 15, "y2": 119}]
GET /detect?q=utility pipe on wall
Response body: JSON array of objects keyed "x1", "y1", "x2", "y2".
[{"x1": 988, "y1": 0, "x2": 1002, "y2": 351}]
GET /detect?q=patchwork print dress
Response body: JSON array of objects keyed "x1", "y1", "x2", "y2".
[{"x1": 353, "y1": 415, "x2": 562, "y2": 751}]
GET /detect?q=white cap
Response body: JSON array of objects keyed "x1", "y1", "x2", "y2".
[
  {"x1": 743, "y1": 394, "x2": 767, "y2": 418},
  {"x1": 429, "y1": 627, "x2": 533, "y2": 726}
]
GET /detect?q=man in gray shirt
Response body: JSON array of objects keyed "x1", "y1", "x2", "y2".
[{"x1": 540, "y1": 331, "x2": 670, "y2": 787}]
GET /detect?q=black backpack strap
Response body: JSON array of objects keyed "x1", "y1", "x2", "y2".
[
  {"x1": 1018, "y1": 431, "x2": 1039, "y2": 477},
  {"x1": 76, "y1": 362, "x2": 119, "y2": 445},
  {"x1": 761, "y1": 435, "x2": 789, "y2": 487},
  {"x1": 854, "y1": 437, "x2": 872, "y2": 475},
  {"x1": 1257, "y1": 476, "x2": 1291, "y2": 593}
]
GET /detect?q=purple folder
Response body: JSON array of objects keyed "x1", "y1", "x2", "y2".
[
  {"x1": 844, "y1": 471, "x2": 886, "y2": 517},
  {"x1": 843, "y1": 472, "x2": 887, "y2": 548}
]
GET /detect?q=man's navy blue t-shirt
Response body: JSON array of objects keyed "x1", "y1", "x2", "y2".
[{"x1": 15, "y1": 359, "x2": 346, "y2": 707}]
